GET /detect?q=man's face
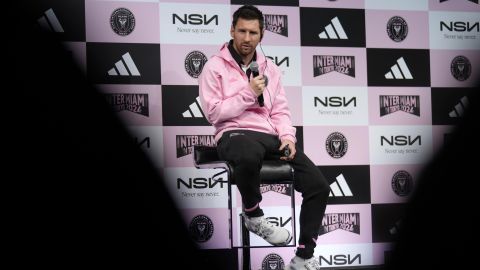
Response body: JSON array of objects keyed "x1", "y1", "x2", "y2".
[{"x1": 230, "y1": 18, "x2": 263, "y2": 58}]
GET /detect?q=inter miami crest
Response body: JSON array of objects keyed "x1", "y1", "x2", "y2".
[
  {"x1": 387, "y1": 16, "x2": 408, "y2": 42},
  {"x1": 450, "y1": 55, "x2": 471, "y2": 81},
  {"x1": 326, "y1": 132, "x2": 348, "y2": 159},
  {"x1": 262, "y1": 253, "x2": 285, "y2": 270},
  {"x1": 185, "y1": 51, "x2": 208, "y2": 78},
  {"x1": 391, "y1": 170, "x2": 413, "y2": 197},
  {"x1": 189, "y1": 215, "x2": 214, "y2": 243},
  {"x1": 110, "y1": 8, "x2": 135, "y2": 36}
]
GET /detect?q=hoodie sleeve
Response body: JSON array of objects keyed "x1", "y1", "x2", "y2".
[
  {"x1": 199, "y1": 58, "x2": 257, "y2": 125},
  {"x1": 269, "y1": 71, "x2": 297, "y2": 143}
]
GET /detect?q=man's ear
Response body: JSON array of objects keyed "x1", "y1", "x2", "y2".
[
  {"x1": 260, "y1": 30, "x2": 265, "y2": 41},
  {"x1": 230, "y1": 26, "x2": 234, "y2": 38}
]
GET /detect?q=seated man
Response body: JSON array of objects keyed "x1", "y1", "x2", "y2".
[{"x1": 199, "y1": 5, "x2": 329, "y2": 269}]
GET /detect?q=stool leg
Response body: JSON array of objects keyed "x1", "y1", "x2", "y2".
[
  {"x1": 240, "y1": 214, "x2": 251, "y2": 270},
  {"x1": 240, "y1": 215, "x2": 251, "y2": 270},
  {"x1": 290, "y1": 182, "x2": 296, "y2": 247}
]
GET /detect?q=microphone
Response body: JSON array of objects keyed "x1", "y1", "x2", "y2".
[{"x1": 249, "y1": 61, "x2": 268, "y2": 107}]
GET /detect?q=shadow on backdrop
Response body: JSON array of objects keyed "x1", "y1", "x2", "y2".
[
  {"x1": 7, "y1": 2, "x2": 222, "y2": 268},
  {"x1": 384, "y1": 84, "x2": 478, "y2": 268}
]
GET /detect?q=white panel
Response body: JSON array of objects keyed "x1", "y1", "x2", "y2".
[
  {"x1": 164, "y1": 167, "x2": 229, "y2": 209},
  {"x1": 369, "y1": 125, "x2": 433, "y2": 165},
  {"x1": 262, "y1": 45, "x2": 302, "y2": 86},
  {"x1": 302, "y1": 86, "x2": 368, "y2": 126},
  {"x1": 159, "y1": 3, "x2": 231, "y2": 44},
  {"x1": 365, "y1": 0, "x2": 428, "y2": 10},
  {"x1": 429, "y1": 11, "x2": 480, "y2": 50}
]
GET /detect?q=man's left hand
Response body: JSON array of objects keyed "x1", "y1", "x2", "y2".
[{"x1": 279, "y1": 140, "x2": 296, "y2": 161}]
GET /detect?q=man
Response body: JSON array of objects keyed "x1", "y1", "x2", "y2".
[{"x1": 199, "y1": 5, "x2": 329, "y2": 269}]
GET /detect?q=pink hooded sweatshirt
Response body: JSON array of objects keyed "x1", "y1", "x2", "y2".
[{"x1": 199, "y1": 43, "x2": 296, "y2": 143}]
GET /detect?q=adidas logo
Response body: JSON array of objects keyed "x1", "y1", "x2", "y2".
[
  {"x1": 37, "y1": 8, "x2": 64, "y2": 33},
  {"x1": 182, "y1": 97, "x2": 205, "y2": 118},
  {"x1": 329, "y1": 174, "x2": 353, "y2": 197},
  {"x1": 385, "y1": 57, "x2": 413, "y2": 80},
  {"x1": 107, "y1": 52, "x2": 140, "y2": 76},
  {"x1": 318, "y1": 17, "x2": 348, "y2": 40},
  {"x1": 449, "y1": 96, "x2": 469, "y2": 117}
]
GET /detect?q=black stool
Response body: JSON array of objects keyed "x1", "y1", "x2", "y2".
[{"x1": 193, "y1": 145, "x2": 296, "y2": 270}]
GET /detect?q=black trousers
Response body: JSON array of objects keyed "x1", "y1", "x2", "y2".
[{"x1": 217, "y1": 130, "x2": 329, "y2": 258}]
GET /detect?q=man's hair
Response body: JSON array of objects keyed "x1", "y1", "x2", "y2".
[{"x1": 232, "y1": 5, "x2": 264, "y2": 35}]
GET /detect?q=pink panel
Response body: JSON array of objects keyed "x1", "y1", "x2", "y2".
[
  {"x1": 430, "y1": 50, "x2": 480, "y2": 87},
  {"x1": 159, "y1": 0, "x2": 228, "y2": 3},
  {"x1": 317, "y1": 204, "x2": 372, "y2": 244},
  {"x1": 429, "y1": 0, "x2": 480, "y2": 11},
  {"x1": 365, "y1": 10, "x2": 429, "y2": 49},
  {"x1": 285, "y1": 87, "x2": 303, "y2": 126},
  {"x1": 370, "y1": 164, "x2": 423, "y2": 204},
  {"x1": 233, "y1": 5, "x2": 302, "y2": 46},
  {"x1": 300, "y1": 0, "x2": 365, "y2": 9},
  {"x1": 302, "y1": 47, "x2": 367, "y2": 86},
  {"x1": 85, "y1": 0, "x2": 159, "y2": 43},
  {"x1": 432, "y1": 125, "x2": 456, "y2": 155},
  {"x1": 163, "y1": 126, "x2": 216, "y2": 167},
  {"x1": 181, "y1": 208, "x2": 231, "y2": 249},
  {"x1": 250, "y1": 248, "x2": 296, "y2": 270},
  {"x1": 372, "y1": 243, "x2": 394, "y2": 265},
  {"x1": 304, "y1": 126, "x2": 370, "y2": 166},
  {"x1": 161, "y1": 44, "x2": 220, "y2": 85},
  {"x1": 368, "y1": 87, "x2": 432, "y2": 125},
  {"x1": 98, "y1": 84, "x2": 162, "y2": 126},
  {"x1": 64, "y1": 42, "x2": 86, "y2": 74}
]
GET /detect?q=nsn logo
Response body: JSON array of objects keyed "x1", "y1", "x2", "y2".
[
  {"x1": 177, "y1": 177, "x2": 225, "y2": 189},
  {"x1": 172, "y1": 13, "x2": 218, "y2": 25},
  {"x1": 135, "y1": 137, "x2": 150, "y2": 148},
  {"x1": 440, "y1": 21, "x2": 479, "y2": 32},
  {"x1": 267, "y1": 56, "x2": 289, "y2": 67},
  {"x1": 381, "y1": 135, "x2": 421, "y2": 146},
  {"x1": 320, "y1": 254, "x2": 361, "y2": 266},
  {"x1": 266, "y1": 217, "x2": 291, "y2": 227},
  {"x1": 315, "y1": 97, "x2": 356, "y2": 107}
]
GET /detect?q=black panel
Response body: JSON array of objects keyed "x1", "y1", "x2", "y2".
[
  {"x1": 371, "y1": 203, "x2": 406, "y2": 243},
  {"x1": 431, "y1": 87, "x2": 473, "y2": 125},
  {"x1": 367, "y1": 49, "x2": 430, "y2": 87},
  {"x1": 162, "y1": 85, "x2": 211, "y2": 126},
  {"x1": 319, "y1": 165, "x2": 371, "y2": 205},
  {"x1": 300, "y1": 7, "x2": 365, "y2": 47},
  {"x1": 87, "y1": 43, "x2": 161, "y2": 84}
]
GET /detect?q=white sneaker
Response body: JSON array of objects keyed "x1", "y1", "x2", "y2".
[
  {"x1": 285, "y1": 255, "x2": 321, "y2": 270},
  {"x1": 242, "y1": 214, "x2": 292, "y2": 246}
]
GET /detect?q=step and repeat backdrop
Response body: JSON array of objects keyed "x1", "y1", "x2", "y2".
[{"x1": 39, "y1": 0, "x2": 479, "y2": 268}]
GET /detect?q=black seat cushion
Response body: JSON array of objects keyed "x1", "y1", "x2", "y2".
[
  {"x1": 194, "y1": 145, "x2": 220, "y2": 165},
  {"x1": 194, "y1": 145, "x2": 293, "y2": 184}
]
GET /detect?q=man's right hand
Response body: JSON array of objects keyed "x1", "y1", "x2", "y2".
[{"x1": 249, "y1": 74, "x2": 265, "y2": 97}]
